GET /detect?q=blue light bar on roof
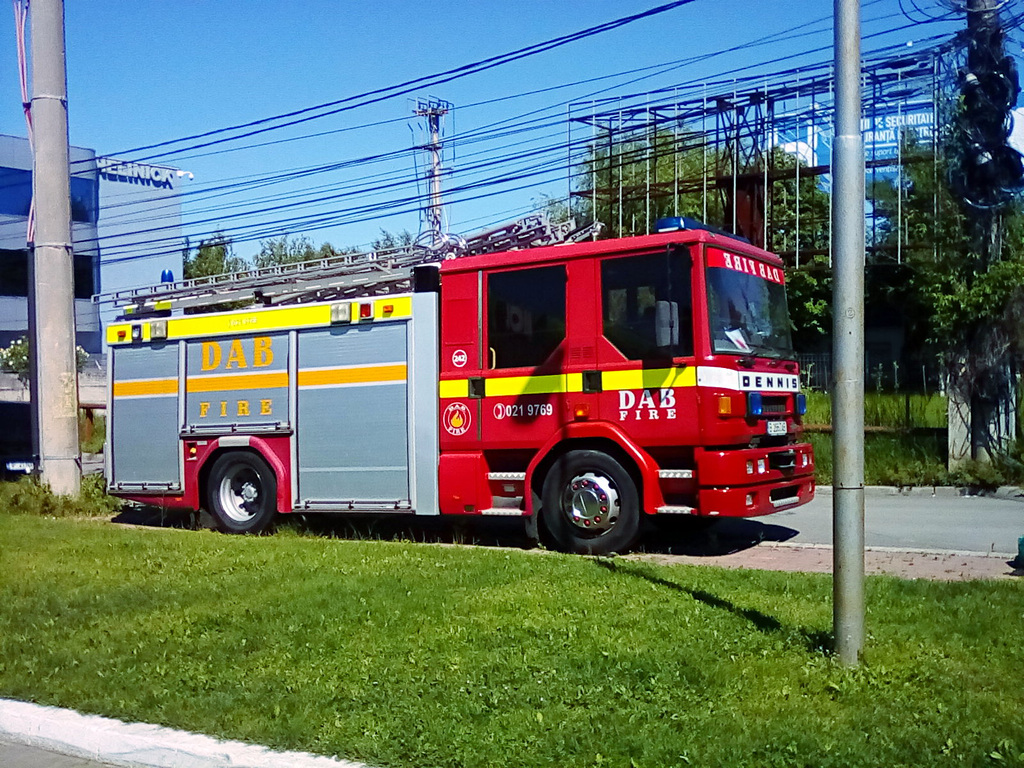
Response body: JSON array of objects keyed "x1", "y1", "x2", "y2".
[{"x1": 654, "y1": 217, "x2": 751, "y2": 245}]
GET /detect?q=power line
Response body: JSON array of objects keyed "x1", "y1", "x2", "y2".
[
  {"x1": 86, "y1": 19, "x2": 959, "y2": 269},
  {"x1": 95, "y1": 0, "x2": 701, "y2": 165}
]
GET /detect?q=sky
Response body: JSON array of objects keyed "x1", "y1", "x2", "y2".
[{"x1": 0, "y1": 0, "x2": 988, "y2": 274}]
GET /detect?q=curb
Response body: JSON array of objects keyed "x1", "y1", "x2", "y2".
[
  {"x1": 0, "y1": 698, "x2": 370, "y2": 768},
  {"x1": 763, "y1": 541, "x2": 1018, "y2": 559},
  {"x1": 813, "y1": 485, "x2": 1024, "y2": 500}
]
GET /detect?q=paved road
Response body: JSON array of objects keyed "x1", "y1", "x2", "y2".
[
  {"x1": 769, "y1": 486, "x2": 1024, "y2": 555},
  {"x1": 0, "y1": 739, "x2": 117, "y2": 768}
]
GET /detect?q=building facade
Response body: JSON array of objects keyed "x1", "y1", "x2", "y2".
[{"x1": 0, "y1": 134, "x2": 185, "y2": 353}]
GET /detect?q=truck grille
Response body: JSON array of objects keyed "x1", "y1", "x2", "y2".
[{"x1": 762, "y1": 396, "x2": 788, "y2": 415}]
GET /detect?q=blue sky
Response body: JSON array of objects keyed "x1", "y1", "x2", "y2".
[{"x1": 0, "y1": 1, "x2": 976, "y2": 267}]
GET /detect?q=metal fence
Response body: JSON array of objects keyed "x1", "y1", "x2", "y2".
[{"x1": 797, "y1": 353, "x2": 947, "y2": 395}]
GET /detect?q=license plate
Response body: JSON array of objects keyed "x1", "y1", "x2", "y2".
[
  {"x1": 5, "y1": 461, "x2": 33, "y2": 473},
  {"x1": 766, "y1": 420, "x2": 787, "y2": 436}
]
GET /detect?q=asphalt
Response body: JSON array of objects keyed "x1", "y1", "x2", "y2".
[{"x1": 0, "y1": 738, "x2": 118, "y2": 768}]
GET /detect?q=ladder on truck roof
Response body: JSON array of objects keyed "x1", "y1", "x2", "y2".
[{"x1": 93, "y1": 215, "x2": 601, "y2": 318}]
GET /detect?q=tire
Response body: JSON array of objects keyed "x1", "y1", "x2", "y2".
[
  {"x1": 540, "y1": 450, "x2": 641, "y2": 555},
  {"x1": 206, "y1": 451, "x2": 278, "y2": 534}
]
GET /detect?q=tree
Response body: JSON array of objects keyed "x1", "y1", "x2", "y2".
[
  {"x1": 182, "y1": 233, "x2": 248, "y2": 280},
  {"x1": 871, "y1": 131, "x2": 1024, "y2": 466},
  {"x1": 254, "y1": 234, "x2": 363, "y2": 268},
  {"x1": 572, "y1": 127, "x2": 724, "y2": 239},
  {"x1": 370, "y1": 229, "x2": 415, "y2": 252}
]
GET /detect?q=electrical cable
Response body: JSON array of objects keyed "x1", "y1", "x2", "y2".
[
  {"x1": 93, "y1": 0, "x2": 701, "y2": 165},
  {"x1": 83, "y1": 24, "x2": 954, "y2": 272}
]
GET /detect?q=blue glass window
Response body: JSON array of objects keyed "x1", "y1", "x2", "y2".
[{"x1": 0, "y1": 167, "x2": 98, "y2": 224}]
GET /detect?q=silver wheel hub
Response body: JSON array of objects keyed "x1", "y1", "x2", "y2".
[
  {"x1": 562, "y1": 472, "x2": 619, "y2": 533},
  {"x1": 218, "y1": 470, "x2": 261, "y2": 523}
]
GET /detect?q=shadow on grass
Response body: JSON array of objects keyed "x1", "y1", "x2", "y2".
[
  {"x1": 595, "y1": 557, "x2": 783, "y2": 632},
  {"x1": 593, "y1": 558, "x2": 835, "y2": 653},
  {"x1": 111, "y1": 506, "x2": 799, "y2": 559},
  {"x1": 112, "y1": 505, "x2": 197, "y2": 530}
]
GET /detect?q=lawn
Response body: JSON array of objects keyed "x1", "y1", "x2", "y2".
[
  {"x1": 807, "y1": 430, "x2": 948, "y2": 486},
  {"x1": 804, "y1": 391, "x2": 948, "y2": 429},
  {"x1": 1, "y1": 514, "x2": 1022, "y2": 768}
]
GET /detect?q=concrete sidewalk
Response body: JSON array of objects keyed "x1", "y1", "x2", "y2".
[{"x1": 0, "y1": 699, "x2": 367, "y2": 768}]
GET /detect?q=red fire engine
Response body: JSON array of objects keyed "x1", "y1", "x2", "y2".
[{"x1": 104, "y1": 217, "x2": 814, "y2": 554}]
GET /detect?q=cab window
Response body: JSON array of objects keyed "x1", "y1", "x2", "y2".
[
  {"x1": 487, "y1": 265, "x2": 566, "y2": 369},
  {"x1": 601, "y1": 249, "x2": 692, "y2": 359}
]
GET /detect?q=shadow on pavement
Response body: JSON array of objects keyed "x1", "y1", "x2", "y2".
[
  {"x1": 111, "y1": 504, "x2": 800, "y2": 558},
  {"x1": 638, "y1": 516, "x2": 800, "y2": 556}
]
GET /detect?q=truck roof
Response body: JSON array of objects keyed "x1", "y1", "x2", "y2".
[{"x1": 441, "y1": 228, "x2": 782, "y2": 274}]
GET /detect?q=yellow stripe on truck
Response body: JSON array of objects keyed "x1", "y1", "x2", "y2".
[
  {"x1": 438, "y1": 379, "x2": 469, "y2": 398},
  {"x1": 485, "y1": 373, "x2": 568, "y2": 397},
  {"x1": 298, "y1": 363, "x2": 407, "y2": 388},
  {"x1": 106, "y1": 297, "x2": 415, "y2": 346},
  {"x1": 602, "y1": 367, "x2": 696, "y2": 391},
  {"x1": 172, "y1": 306, "x2": 330, "y2": 339},
  {"x1": 112, "y1": 378, "x2": 177, "y2": 398},
  {"x1": 186, "y1": 371, "x2": 289, "y2": 393},
  {"x1": 436, "y1": 367, "x2": 697, "y2": 399}
]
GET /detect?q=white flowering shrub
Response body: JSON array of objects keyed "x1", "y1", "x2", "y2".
[{"x1": 0, "y1": 336, "x2": 89, "y2": 385}]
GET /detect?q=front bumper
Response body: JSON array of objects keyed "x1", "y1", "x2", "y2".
[{"x1": 695, "y1": 442, "x2": 815, "y2": 517}]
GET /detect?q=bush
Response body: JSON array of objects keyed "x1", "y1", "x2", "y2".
[
  {"x1": 946, "y1": 457, "x2": 1023, "y2": 493},
  {"x1": 0, "y1": 473, "x2": 120, "y2": 517},
  {"x1": 0, "y1": 336, "x2": 90, "y2": 385}
]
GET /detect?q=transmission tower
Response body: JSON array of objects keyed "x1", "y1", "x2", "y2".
[{"x1": 414, "y1": 98, "x2": 452, "y2": 247}]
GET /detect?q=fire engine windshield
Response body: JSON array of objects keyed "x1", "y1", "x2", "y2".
[{"x1": 707, "y1": 261, "x2": 795, "y2": 360}]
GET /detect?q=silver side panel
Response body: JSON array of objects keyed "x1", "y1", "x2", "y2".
[
  {"x1": 409, "y1": 292, "x2": 439, "y2": 515},
  {"x1": 296, "y1": 322, "x2": 410, "y2": 505},
  {"x1": 109, "y1": 342, "x2": 181, "y2": 490},
  {"x1": 288, "y1": 330, "x2": 299, "y2": 508}
]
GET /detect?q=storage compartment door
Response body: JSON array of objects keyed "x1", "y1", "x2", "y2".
[
  {"x1": 296, "y1": 323, "x2": 410, "y2": 505},
  {"x1": 109, "y1": 343, "x2": 181, "y2": 490}
]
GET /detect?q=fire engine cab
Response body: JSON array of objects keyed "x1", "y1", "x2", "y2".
[{"x1": 105, "y1": 219, "x2": 814, "y2": 554}]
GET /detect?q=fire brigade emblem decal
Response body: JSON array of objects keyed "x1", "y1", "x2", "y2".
[{"x1": 442, "y1": 402, "x2": 472, "y2": 436}]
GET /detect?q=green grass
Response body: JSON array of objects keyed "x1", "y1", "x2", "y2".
[
  {"x1": 2, "y1": 514, "x2": 1022, "y2": 768},
  {"x1": 805, "y1": 391, "x2": 948, "y2": 429},
  {"x1": 802, "y1": 392, "x2": 953, "y2": 486},
  {"x1": 807, "y1": 430, "x2": 949, "y2": 486}
]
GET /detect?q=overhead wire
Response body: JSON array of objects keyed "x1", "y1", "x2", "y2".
[
  {"x1": 88, "y1": 0, "x2": 702, "y2": 165},
  {"x1": 88, "y1": 5, "x2": 962, "y2": 269}
]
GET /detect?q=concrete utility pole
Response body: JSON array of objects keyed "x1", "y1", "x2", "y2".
[
  {"x1": 415, "y1": 98, "x2": 450, "y2": 247},
  {"x1": 29, "y1": 0, "x2": 81, "y2": 495},
  {"x1": 831, "y1": 0, "x2": 865, "y2": 666}
]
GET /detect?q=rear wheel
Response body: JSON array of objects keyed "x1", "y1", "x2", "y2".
[
  {"x1": 541, "y1": 450, "x2": 641, "y2": 555},
  {"x1": 206, "y1": 452, "x2": 277, "y2": 534}
]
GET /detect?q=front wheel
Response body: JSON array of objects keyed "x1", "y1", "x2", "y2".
[
  {"x1": 206, "y1": 452, "x2": 278, "y2": 534},
  {"x1": 540, "y1": 450, "x2": 641, "y2": 555}
]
